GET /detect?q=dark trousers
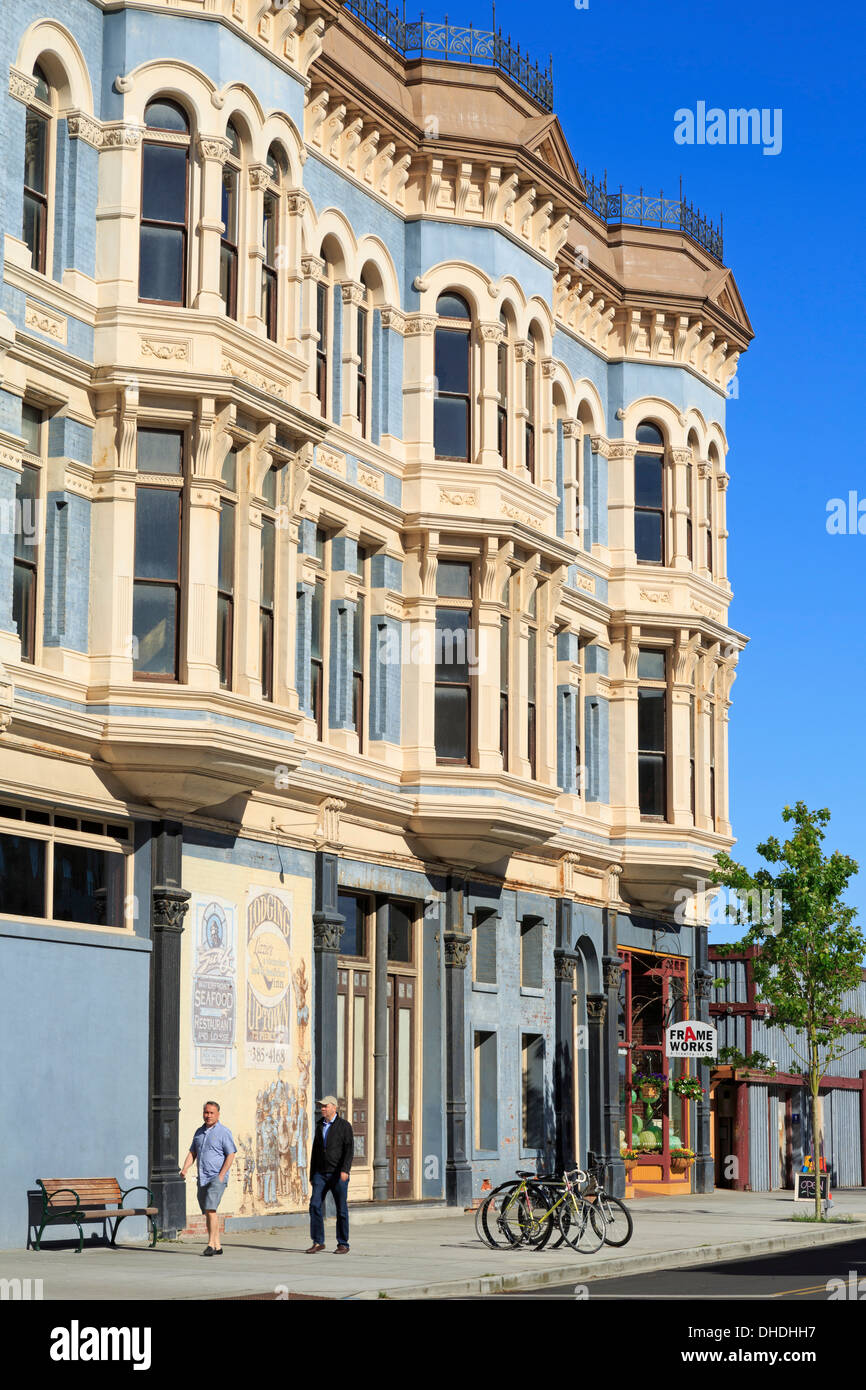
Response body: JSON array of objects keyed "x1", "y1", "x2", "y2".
[{"x1": 309, "y1": 1170, "x2": 349, "y2": 1247}]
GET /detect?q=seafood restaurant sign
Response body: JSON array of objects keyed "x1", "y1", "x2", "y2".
[{"x1": 665, "y1": 1020, "x2": 717, "y2": 1057}]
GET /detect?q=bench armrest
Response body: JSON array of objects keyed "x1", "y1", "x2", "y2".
[
  {"x1": 120, "y1": 1185, "x2": 154, "y2": 1206},
  {"x1": 40, "y1": 1185, "x2": 81, "y2": 1209}
]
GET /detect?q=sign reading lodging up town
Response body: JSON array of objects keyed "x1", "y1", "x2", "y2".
[{"x1": 665, "y1": 1020, "x2": 718, "y2": 1057}]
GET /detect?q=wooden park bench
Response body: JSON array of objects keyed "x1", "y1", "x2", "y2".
[{"x1": 34, "y1": 1178, "x2": 158, "y2": 1253}]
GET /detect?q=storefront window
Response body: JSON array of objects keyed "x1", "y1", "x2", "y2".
[{"x1": 618, "y1": 949, "x2": 690, "y2": 1178}]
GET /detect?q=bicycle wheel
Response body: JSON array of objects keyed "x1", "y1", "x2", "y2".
[
  {"x1": 521, "y1": 1183, "x2": 555, "y2": 1250},
  {"x1": 481, "y1": 1184, "x2": 528, "y2": 1249},
  {"x1": 557, "y1": 1195, "x2": 606, "y2": 1253},
  {"x1": 596, "y1": 1192, "x2": 633, "y2": 1247}
]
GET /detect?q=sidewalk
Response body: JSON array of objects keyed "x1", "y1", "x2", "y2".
[{"x1": 5, "y1": 1190, "x2": 866, "y2": 1301}]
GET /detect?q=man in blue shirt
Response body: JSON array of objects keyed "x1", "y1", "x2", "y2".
[{"x1": 180, "y1": 1101, "x2": 237, "y2": 1256}]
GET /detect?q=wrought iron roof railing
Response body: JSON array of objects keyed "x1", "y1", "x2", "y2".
[
  {"x1": 582, "y1": 170, "x2": 724, "y2": 263},
  {"x1": 344, "y1": 0, "x2": 554, "y2": 111}
]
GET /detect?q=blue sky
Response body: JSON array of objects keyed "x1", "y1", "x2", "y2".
[{"x1": 486, "y1": 0, "x2": 866, "y2": 930}]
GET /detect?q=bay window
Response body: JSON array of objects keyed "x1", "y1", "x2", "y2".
[
  {"x1": 637, "y1": 647, "x2": 667, "y2": 819},
  {"x1": 634, "y1": 421, "x2": 665, "y2": 564},
  {"x1": 216, "y1": 448, "x2": 237, "y2": 689},
  {"x1": 133, "y1": 428, "x2": 184, "y2": 680},
  {"x1": 434, "y1": 293, "x2": 472, "y2": 461},
  {"x1": 434, "y1": 560, "x2": 473, "y2": 764},
  {"x1": 140, "y1": 99, "x2": 190, "y2": 304},
  {"x1": 0, "y1": 802, "x2": 131, "y2": 929}
]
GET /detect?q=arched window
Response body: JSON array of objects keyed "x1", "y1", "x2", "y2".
[
  {"x1": 686, "y1": 433, "x2": 699, "y2": 564},
  {"x1": 22, "y1": 64, "x2": 53, "y2": 274},
  {"x1": 524, "y1": 327, "x2": 542, "y2": 484},
  {"x1": 220, "y1": 121, "x2": 242, "y2": 319},
  {"x1": 434, "y1": 292, "x2": 472, "y2": 461},
  {"x1": 140, "y1": 99, "x2": 190, "y2": 305},
  {"x1": 262, "y1": 145, "x2": 284, "y2": 342},
  {"x1": 706, "y1": 447, "x2": 719, "y2": 575},
  {"x1": 315, "y1": 254, "x2": 332, "y2": 417},
  {"x1": 357, "y1": 277, "x2": 370, "y2": 434},
  {"x1": 497, "y1": 311, "x2": 510, "y2": 466},
  {"x1": 634, "y1": 421, "x2": 665, "y2": 565}
]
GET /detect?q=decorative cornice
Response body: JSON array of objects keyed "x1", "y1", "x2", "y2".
[
  {"x1": 403, "y1": 314, "x2": 437, "y2": 337},
  {"x1": 100, "y1": 123, "x2": 143, "y2": 149},
  {"x1": 66, "y1": 111, "x2": 102, "y2": 149},
  {"x1": 9, "y1": 68, "x2": 38, "y2": 105},
  {"x1": 379, "y1": 306, "x2": 406, "y2": 335}
]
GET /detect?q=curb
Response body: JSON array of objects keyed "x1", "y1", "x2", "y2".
[{"x1": 346, "y1": 1221, "x2": 866, "y2": 1300}]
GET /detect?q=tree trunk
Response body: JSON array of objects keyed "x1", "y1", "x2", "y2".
[{"x1": 810, "y1": 1030, "x2": 821, "y2": 1222}]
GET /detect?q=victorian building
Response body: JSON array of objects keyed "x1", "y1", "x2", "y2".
[{"x1": 0, "y1": 0, "x2": 752, "y2": 1245}]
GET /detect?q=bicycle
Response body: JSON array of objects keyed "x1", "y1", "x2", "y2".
[
  {"x1": 582, "y1": 1154, "x2": 634, "y2": 1247},
  {"x1": 479, "y1": 1168, "x2": 606, "y2": 1253}
]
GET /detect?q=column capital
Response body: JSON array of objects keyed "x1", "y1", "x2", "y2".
[
  {"x1": 554, "y1": 948, "x2": 576, "y2": 984},
  {"x1": 152, "y1": 886, "x2": 191, "y2": 933},
  {"x1": 313, "y1": 912, "x2": 345, "y2": 953},
  {"x1": 586, "y1": 992, "x2": 608, "y2": 1023},
  {"x1": 603, "y1": 954, "x2": 624, "y2": 991},
  {"x1": 443, "y1": 931, "x2": 471, "y2": 970},
  {"x1": 197, "y1": 134, "x2": 232, "y2": 163}
]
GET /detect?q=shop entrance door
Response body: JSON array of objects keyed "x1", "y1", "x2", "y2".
[{"x1": 385, "y1": 973, "x2": 415, "y2": 1198}]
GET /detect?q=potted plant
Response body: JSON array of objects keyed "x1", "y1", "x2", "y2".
[
  {"x1": 634, "y1": 1070, "x2": 666, "y2": 1102},
  {"x1": 623, "y1": 1148, "x2": 641, "y2": 1176},
  {"x1": 669, "y1": 1075, "x2": 704, "y2": 1102},
  {"x1": 670, "y1": 1148, "x2": 696, "y2": 1174}
]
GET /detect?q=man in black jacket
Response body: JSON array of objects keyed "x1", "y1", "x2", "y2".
[{"x1": 306, "y1": 1095, "x2": 354, "y2": 1253}]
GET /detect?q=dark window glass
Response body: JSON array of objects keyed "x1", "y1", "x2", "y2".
[
  {"x1": 388, "y1": 902, "x2": 413, "y2": 963},
  {"x1": 311, "y1": 578, "x2": 323, "y2": 661},
  {"x1": 23, "y1": 109, "x2": 48, "y2": 272},
  {"x1": 132, "y1": 584, "x2": 178, "y2": 676},
  {"x1": 434, "y1": 685, "x2": 470, "y2": 762},
  {"x1": 53, "y1": 843, "x2": 124, "y2": 927},
  {"x1": 316, "y1": 282, "x2": 328, "y2": 413},
  {"x1": 436, "y1": 292, "x2": 471, "y2": 319},
  {"x1": 141, "y1": 142, "x2": 187, "y2": 223},
  {"x1": 220, "y1": 155, "x2": 239, "y2": 319},
  {"x1": 436, "y1": 561, "x2": 472, "y2": 599},
  {"x1": 338, "y1": 893, "x2": 367, "y2": 957},
  {"x1": 139, "y1": 223, "x2": 185, "y2": 304},
  {"x1": 474, "y1": 915, "x2": 497, "y2": 984},
  {"x1": 21, "y1": 404, "x2": 42, "y2": 455},
  {"x1": 522, "y1": 1033, "x2": 544, "y2": 1148},
  {"x1": 435, "y1": 609, "x2": 470, "y2": 683},
  {"x1": 137, "y1": 429, "x2": 183, "y2": 475},
  {"x1": 499, "y1": 616, "x2": 509, "y2": 770},
  {"x1": 55, "y1": 815, "x2": 78, "y2": 831},
  {"x1": 260, "y1": 517, "x2": 275, "y2": 701},
  {"x1": 133, "y1": 488, "x2": 180, "y2": 678},
  {"x1": 311, "y1": 577, "x2": 324, "y2": 738},
  {"x1": 497, "y1": 339, "x2": 508, "y2": 464},
  {"x1": 638, "y1": 688, "x2": 667, "y2": 818},
  {"x1": 527, "y1": 625, "x2": 537, "y2": 779},
  {"x1": 221, "y1": 449, "x2": 237, "y2": 491},
  {"x1": 635, "y1": 454, "x2": 663, "y2": 507},
  {"x1": 636, "y1": 422, "x2": 664, "y2": 446},
  {"x1": 217, "y1": 502, "x2": 235, "y2": 688},
  {"x1": 135, "y1": 489, "x2": 180, "y2": 580},
  {"x1": 144, "y1": 100, "x2": 189, "y2": 133},
  {"x1": 218, "y1": 502, "x2": 235, "y2": 594},
  {"x1": 81, "y1": 820, "x2": 104, "y2": 836},
  {"x1": 521, "y1": 917, "x2": 543, "y2": 988},
  {"x1": 435, "y1": 329, "x2": 470, "y2": 394},
  {"x1": 140, "y1": 140, "x2": 187, "y2": 304},
  {"x1": 434, "y1": 395, "x2": 469, "y2": 461},
  {"x1": 23, "y1": 109, "x2": 47, "y2": 194},
  {"x1": 12, "y1": 463, "x2": 39, "y2": 663},
  {"x1": 635, "y1": 511, "x2": 663, "y2": 564},
  {"x1": 352, "y1": 594, "x2": 364, "y2": 751},
  {"x1": 0, "y1": 832, "x2": 45, "y2": 917},
  {"x1": 475, "y1": 1031, "x2": 498, "y2": 1151},
  {"x1": 32, "y1": 64, "x2": 50, "y2": 105},
  {"x1": 637, "y1": 649, "x2": 665, "y2": 681},
  {"x1": 262, "y1": 191, "x2": 278, "y2": 341},
  {"x1": 24, "y1": 808, "x2": 50, "y2": 825},
  {"x1": 262, "y1": 466, "x2": 278, "y2": 510}
]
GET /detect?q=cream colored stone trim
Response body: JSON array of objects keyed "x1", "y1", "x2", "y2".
[{"x1": 25, "y1": 301, "x2": 67, "y2": 345}]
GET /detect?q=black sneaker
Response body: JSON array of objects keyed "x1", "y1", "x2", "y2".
[{"x1": 202, "y1": 1247, "x2": 215, "y2": 1257}]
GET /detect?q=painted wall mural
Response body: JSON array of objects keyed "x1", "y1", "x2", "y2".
[{"x1": 180, "y1": 860, "x2": 313, "y2": 1221}]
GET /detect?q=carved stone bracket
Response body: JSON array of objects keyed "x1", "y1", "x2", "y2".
[
  {"x1": 554, "y1": 949, "x2": 577, "y2": 985},
  {"x1": 603, "y1": 954, "x2": 623, "y2": 992},
  {"x1": 313, "y1": 915, "x2": 345, "y2": 953},
  {"x1": 152, "y1": 886, "x2": 191, "y2": 932},
  {"x1": 586, "y1": 992, "x2": 608, "y2": 1023},
  {"x1": 693, "y1": 968, "x2": 714, "y2": 1002},
  {"x1": 443, "y1": 931, "x2": 471, "y2": 970}
]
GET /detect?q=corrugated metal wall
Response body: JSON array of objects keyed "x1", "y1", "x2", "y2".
[
  {"x1": 713, "y1": 957, "x2": 749, "y2": 1004},
  {"x1": 749, "y1": 1084, "x2": 771, "y2": 1191},
  {"x1": 824, "y1": 1089, "x2": 862, "y2": 1188},
  {"x1": 768, "y1": 1089, "x2": 781, "y2": 1188}
]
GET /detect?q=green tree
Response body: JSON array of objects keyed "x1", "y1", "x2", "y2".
[{"x1": 711, "y1": 802, "x2": 865, "y2": 1220}]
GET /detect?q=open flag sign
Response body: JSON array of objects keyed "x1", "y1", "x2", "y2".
[{"x1": 665, "y1": 1020, "x2": 717, "y2": 1057}]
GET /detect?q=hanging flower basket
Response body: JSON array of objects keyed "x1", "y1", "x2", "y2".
[
  {"x1": 635, "y1": 1071, "x2": 666, "y2": 1102},
  {"x1": 670, "y1": 1149, "x2": 696, "y2": 1174},
  {"x1": 669, "y1": 1075, "x2": 704, "y2": 1102}
]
